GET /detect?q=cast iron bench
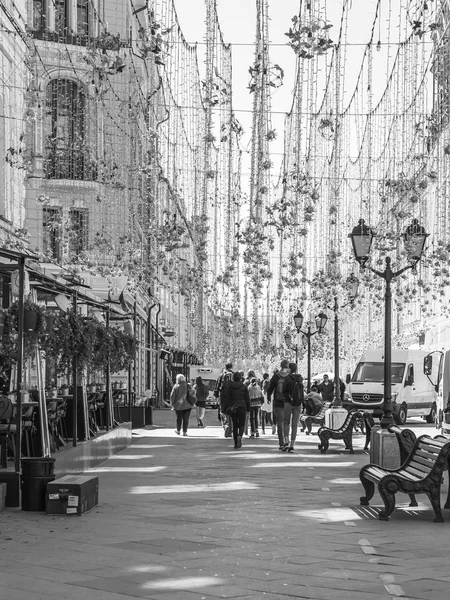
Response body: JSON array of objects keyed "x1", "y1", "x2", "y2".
[
  {"x1": 359, "y1": 435, "x2": 450, "y2": 522},
  {"x1": 300, "y1": 402, "x2": 330, "y2": 434},
  {"x1": 317, "y1": 410, "x2": 373, "y2": 454}
]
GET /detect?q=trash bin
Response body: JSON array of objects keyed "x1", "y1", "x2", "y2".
[{"x1": 21, "y1": 457, "x2": 56, "y2": 511}]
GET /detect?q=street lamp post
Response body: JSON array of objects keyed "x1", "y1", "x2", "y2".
[
  {"x1": 293, "y1": 310, "x2": 328, "y2": 392},
  {"x1": 349, "y1": 218, "x2": 428, "y2": 428}
]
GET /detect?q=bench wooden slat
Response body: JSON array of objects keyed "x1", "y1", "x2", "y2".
[
  {"x1": 415, "y1": 448, "x2": 441, "y2": 461},
  {"x1": 410, "y1": 455, "x2": 435, "y2": 470},
  {"x1": 420, "y1": 437, "x2": 446, "y2": 448},
  {"x1": 418, "y1": 442, "x2": 445, "y2": 455},
  {"x1": 397, "y1": 469, "x2": 424, "y2": 482},
  {"x1": 404, "y1": 465, "x2": 430, "y2": 479},
  {"x1": 365, "y1": 466, "x2": 389, "y2": 481}
]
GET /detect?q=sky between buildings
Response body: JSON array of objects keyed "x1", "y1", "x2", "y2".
[{"x1": 173, "y1": 0, "x2": 396, "y2": 180}]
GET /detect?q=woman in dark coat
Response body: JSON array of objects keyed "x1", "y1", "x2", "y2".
[{"x1": 227, "y1": 371, "x2": 251, "y2": 449}]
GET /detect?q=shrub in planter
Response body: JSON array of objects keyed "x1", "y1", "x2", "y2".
[
  {"x1": 109, "y1": 328, "x2": 136, "y2": 373},
  {"x1": 41, "y1": 312, "x2": 100, "y2": 375}
]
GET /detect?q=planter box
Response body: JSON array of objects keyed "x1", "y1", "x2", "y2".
[
  {"x1": 118, "y1": 406, "x2": 145, "y2": 428},
  {"x1": 118, "y1": 406, "x2": 152, "y2": 428},
  {"x1": 0, "y1": 471, "x2": 20, "y2": 507}
]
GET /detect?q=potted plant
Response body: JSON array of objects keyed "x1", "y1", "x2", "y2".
[
  {"x1": 60, "y1": 384, "x2": 70, "y2": 397},
  {"x1": 0, "y1": 300, "x2": 47, "y2": 383}
]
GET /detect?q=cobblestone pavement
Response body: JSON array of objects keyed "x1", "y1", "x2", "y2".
[{"x1": 0, "y1": 410, "x2": 448, "y2": 600}]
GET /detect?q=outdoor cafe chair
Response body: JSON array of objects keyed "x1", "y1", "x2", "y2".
[{"x1": 0, "y1": 395, "x2": 16, "y2": 468}]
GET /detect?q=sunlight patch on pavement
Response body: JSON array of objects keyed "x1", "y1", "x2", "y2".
[
  {"x1": 142, "y1": 576, "x2": 225, "y2": 590},
  {"x1": 109, "y1": 455, "x2": 152, "y2": 460},
  {"x1": 235, "y1": 453, "x2": 328, "y2": 459},
  {"x1": 329, "y1": 477, "x2": 361, "y2": 484},
  {"x1": 128, "y1": 565, "x2": 167, "y2": 573},
  {"x1": 250, "y1": 461, "x2": 356, "y2": 468},
  {"x1": 129, "y1": 481, "x2": 259, "y2": 494},
  {"x1": 148, "y1": 428, "x2": 223, "y2": 439},
  {"x1": 294, "y1": 507, "x2": 363, "y2": 522},
  {"x1": 88, "y1": 466, "x2": 166, "y2": 473},
  {"x1": 132, "y1": 444, "x2": 174, "y2": 449}
]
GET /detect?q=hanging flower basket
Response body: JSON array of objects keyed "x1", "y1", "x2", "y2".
[{"x1": 23, "y1": 309, "x2": 38, "y2": 332}]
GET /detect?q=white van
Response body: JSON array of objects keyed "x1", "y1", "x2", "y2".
[
  {"x1": 188, "y1": 365, "x2": 222, "y2": 408},
  {"x1": 343, "y1": 348, "x2": 437, "y2": 425},
  {"x1": 423, "y1": 349, "x2": 450, "y2": 433}
]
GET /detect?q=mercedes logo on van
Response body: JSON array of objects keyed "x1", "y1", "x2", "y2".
[{"x1": 363, "y1": 394, "x2": 370, "y2": 402}]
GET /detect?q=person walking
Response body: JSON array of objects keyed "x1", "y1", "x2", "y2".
[
  {"x1": 170, "y1": 374, "x2": 194, "y2": 436},
  {"x1": 214, "y1": 362, "x2": 234, "y2": 438},
  {"x1": 248, "y1": 377, "x2": 263, "y2": 437},
  {"x1": 281, "y1": 363, "x2": 304, "y2": 452},
  {"x1": 226, "y1": 372, "x2": 251, "y2": 449},
  {"x1": 243, "y1": 370, "x2": 256, "y2": 436},
  {"x1": 267, "y1": 359, "x2": 290, "y2": 450},
  {"x1": 244, "y1": 370, "x2": 256, "y2": 387},
  {"x1": 260, "y1": 372, "x2": 273, "y2": 434},
  {"x1": 318, "y1": 374, "x2": 334, "y2": 404},
  {"x1": 193, "y1": 375, "x2": 208, "y2": 428}
]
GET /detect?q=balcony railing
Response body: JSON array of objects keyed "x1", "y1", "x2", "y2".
[
  {"x1": 32, "y1": 27, "x2": 91, "y2": 47},
  {"x1": 44, "y1": 149, "x2": 97, "y2": 182}
]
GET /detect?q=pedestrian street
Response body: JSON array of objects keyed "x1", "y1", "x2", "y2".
[{"x1": 1, "y1": 411, "x2": 450, "y2": 600}]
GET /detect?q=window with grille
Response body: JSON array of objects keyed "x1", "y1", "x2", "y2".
[
  {"x1": 68, "y1": 208, "x2": 88, "y2": 258},
  {"x1": 77, "y1": 0, "x2": 89, "y2": 36},
  {"x1": 43, "y1": 207, "x2": 62, "y2": 260},
  {"x1": 44, "y1": 79, "x2": 87, "y2": 180},
  {"x1": 54, "y1": 0, "x2": 67, "y2": 37},
  {"x1": 32, "y1": 0, "x2": 45, "y2": 32}
]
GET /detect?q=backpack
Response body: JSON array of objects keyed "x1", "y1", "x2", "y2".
[
  {"x1": 248, "y1": 383, "x2": 262, "y2": 407},
  {"x1": 220, "y1": 372, "x2": 232, "y2": 396},
  {"x1": 218, "y1": 372, "x2": 233, "y2": 410},
  {"x1": 275, "y1": 376, "x2": 284, "y2": 400},
  {"x1": 291, "y1": 378, "x2": 304, "y2": 407},
  {"x1": 186, "y1": 383, "x2": 196, "y2": 406},
  {"x1": 214, "y1": 371, "x2": 232, "y2": 398}
]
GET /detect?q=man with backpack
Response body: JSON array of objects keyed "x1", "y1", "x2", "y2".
[
  {"x1": 281, "y1": 362, "x2": 304, "y2": 452},
  {"x1": 214, "y1": 362, "x2": 234, "y2": 438},
  {"x1": 266, "y1": 359, "x2": 290, "y2": 450}
]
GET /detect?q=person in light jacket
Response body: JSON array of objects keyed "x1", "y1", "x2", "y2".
[{"x1": 170, "y1": 374, "x2": 193, "y2": 436}]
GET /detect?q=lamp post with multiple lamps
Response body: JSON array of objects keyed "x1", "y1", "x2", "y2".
[
  {"x1": 288, "y1": 310, "x2": 328, "y2": 393},
  {"x1": 349, "y1": 218, "x2": 429, "y2": 466}
]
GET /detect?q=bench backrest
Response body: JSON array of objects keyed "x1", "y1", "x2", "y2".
[
  {"x1": 315, "y1": 403, "x2": 329, "y2": 419},
  {"x1": 336, "y1": 409, "x2": 361, "y2": 432},
  {"x1": 402, "y1": 436, "x2": 450, "y2": 480}
]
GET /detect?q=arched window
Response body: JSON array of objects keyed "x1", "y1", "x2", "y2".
[{"x1": 44, "y1": 79, "x2": 86, "y2": 180}]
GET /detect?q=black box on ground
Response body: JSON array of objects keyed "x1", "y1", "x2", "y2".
[{"x1": 46, "y1": 475, "x2": 99, "y2": 516}]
